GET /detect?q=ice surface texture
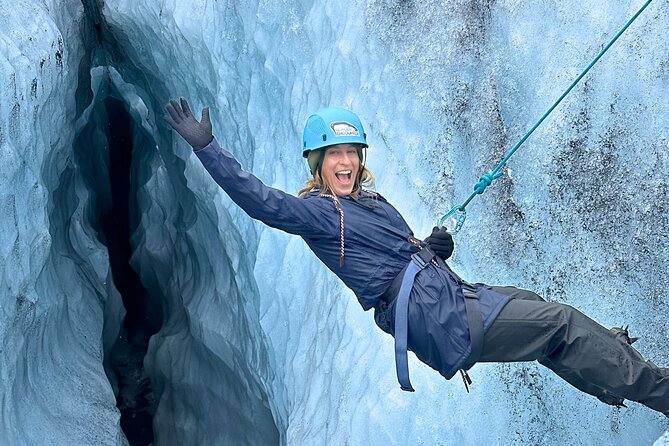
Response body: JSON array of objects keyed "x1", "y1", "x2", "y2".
[
  {"x1": 655, "y1": 431, "x2": 669, "y2": 446},
  {"x1": 1, "y1": 0, "x2": 667, "y2": 445}
]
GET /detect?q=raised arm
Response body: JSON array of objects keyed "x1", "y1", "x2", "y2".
[{"x1": 165, "y1": 98, "x2": 334, "y2": 236}]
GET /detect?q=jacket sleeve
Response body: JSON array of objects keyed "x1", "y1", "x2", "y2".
[{"x1": 194, "y1": 138, "x2": 334, "y2": 236}]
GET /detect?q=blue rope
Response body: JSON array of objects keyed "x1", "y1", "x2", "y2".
[{"x1": 439, "y1": 0, "x2": 654, "y2": 233}]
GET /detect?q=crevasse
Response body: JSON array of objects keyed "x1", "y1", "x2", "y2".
[{"x1": 0, "y1": 0, "x2": 667, "y2": 445}]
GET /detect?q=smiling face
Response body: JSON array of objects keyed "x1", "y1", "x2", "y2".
[{"x1": 321, "y1": 144, "x2": 361, "y2": 196}]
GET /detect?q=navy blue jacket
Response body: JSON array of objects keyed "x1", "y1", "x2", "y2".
[{"x1": 195, "y1": 139, "x2": 510, "y2": 379}]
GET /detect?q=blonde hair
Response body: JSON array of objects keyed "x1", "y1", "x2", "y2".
[{"x1": 298, "y1": 151, "x2": 375, "y2": 198}]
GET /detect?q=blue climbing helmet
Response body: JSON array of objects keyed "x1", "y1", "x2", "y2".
[{"x1": 302, "y1": 107, "x2": 368, "y2": 174}]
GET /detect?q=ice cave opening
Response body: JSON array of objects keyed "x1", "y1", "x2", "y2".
[
  {"x1": 70, "y1": 87, "x2": 161, "y2": 444},
  {"x1": 99, "y1": 96, "x2": 159, "y2": 445}
]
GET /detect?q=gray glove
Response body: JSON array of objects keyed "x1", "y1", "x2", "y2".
[{"x1": 164, "y1": 98, "x2": 213, "y2": 150}]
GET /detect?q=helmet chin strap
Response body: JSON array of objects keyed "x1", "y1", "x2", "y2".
[
  {"x1": 316, "y1": 151, "x2": 324, "y2": 176},
  {"x1": 356, "y1": 146, "x2": 366, "y2": 190}
]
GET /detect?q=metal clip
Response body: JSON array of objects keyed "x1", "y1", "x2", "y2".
[
  {"x1": 460, "y1": 369, "x2": 472, "y2": 393},
  {"x1": 411, "y1": 252, "x2": 429, "y2": 269}
]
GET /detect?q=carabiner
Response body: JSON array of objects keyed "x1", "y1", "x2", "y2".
[{"x1": 438, "y1": 205, "x2": 466, "y2": 234}]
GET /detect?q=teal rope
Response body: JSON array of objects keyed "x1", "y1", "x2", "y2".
[{"x1": 439, "y1": 0, "x2": 654, "y2": 232}]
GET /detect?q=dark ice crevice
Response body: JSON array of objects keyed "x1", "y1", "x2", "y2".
[{"x1": 101, "y1": 97, "x2": 160, "y2": 446}]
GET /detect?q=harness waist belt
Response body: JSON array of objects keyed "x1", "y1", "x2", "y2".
[{"x1": 380, "y1": 264, "x2": 408, "y2": 305}]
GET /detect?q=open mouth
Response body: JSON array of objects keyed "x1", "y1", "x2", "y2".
[{"x1": 335, "y1": 170, "x2": 352, "y2": 183}]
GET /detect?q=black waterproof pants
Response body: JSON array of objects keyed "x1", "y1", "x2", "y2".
[{"x1": 479, "y1": 286, "x2": 669, "y2": 416}]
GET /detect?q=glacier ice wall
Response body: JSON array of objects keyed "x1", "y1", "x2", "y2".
[
  {"x1": 0, "y1": 1, "x2": 126, "y2": 444},
  {"x1": 1, "y1": 0, "x2": 668, "y2": 445}
]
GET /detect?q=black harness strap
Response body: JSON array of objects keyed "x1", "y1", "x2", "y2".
[
  {"x1": 460, "y1": 285, "x2": 484, "y2": 371},
  {"x1": 439, "y1": 263, "x2": 485, "y2": 373}
]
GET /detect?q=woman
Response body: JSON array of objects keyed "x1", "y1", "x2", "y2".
[{"x1": 165, "y1": 98, "x2": 668, "y2": 416}]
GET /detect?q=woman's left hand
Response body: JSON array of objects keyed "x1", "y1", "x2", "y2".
[{"x1": 424, "y1": 226, "x2": 454, "y2": 261}]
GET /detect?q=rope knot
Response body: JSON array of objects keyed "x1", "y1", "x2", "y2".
[{"x1": 473, "y1": 171, "x2": 503, "y2": 195}]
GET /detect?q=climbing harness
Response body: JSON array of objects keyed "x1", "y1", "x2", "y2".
[
  {"x1": 438, "y1": 0, "x2": 654, "y2": 233},
  {"x1": 382, "y1": 245, "x2": 484, "y2": 392}
]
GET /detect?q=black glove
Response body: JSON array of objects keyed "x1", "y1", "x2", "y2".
[
  {"x1": 424, "y1": 226, "x2": 454, "y2": 261},
  {"x1": 164, "y1": 98, "x2": 213, "y2": 150}
]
